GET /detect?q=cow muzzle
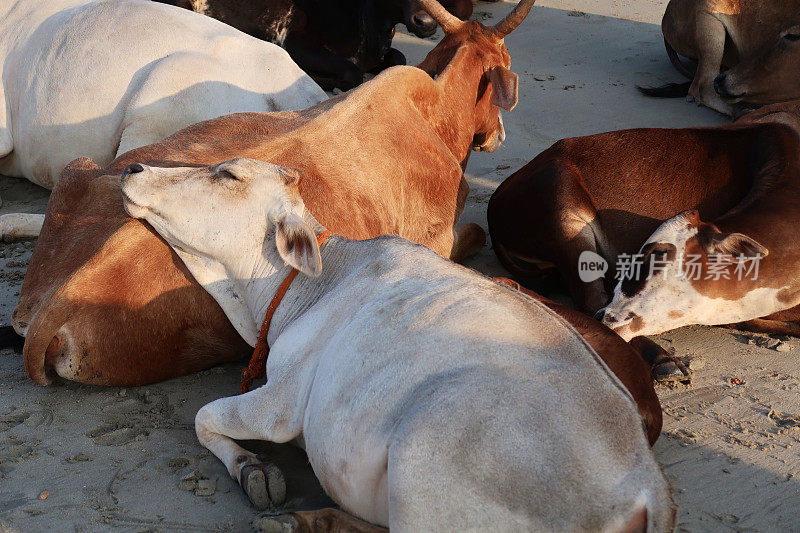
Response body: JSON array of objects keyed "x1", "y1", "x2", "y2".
[
  {"x1": 408, "y1": 11, "x2": 437, "y2": 38},
  {"x1": 473, "y1": 116, "x2": 506, "y2": 153},
  {"x1": 602, "y1": 311, "x2": 642, "y2": 341},
  {"x1": 120, "y1": 164, "x2": 154, "y2": 218}
]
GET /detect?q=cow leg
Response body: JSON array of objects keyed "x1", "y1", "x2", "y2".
[
  {"x1": 0, "y1": 213, "x2": 45, "y2": 241},
  {"x1": 728, "y1": 318, "x2": 800, "y2": 337},
  {"x1": 195, "y1": 384, "x2": 303, "y2": 509},
  {"x1": 628, "y1": 336, "x2": 691, "y2": 384},
  {"x1": 552, "y1": 216, "x2": 609, "y2": 314},
  {"x1": 727, "y1": 306, "x2": 800, "y2": 337},
  {"x1": 450, "y1": 223, "x2": 486, "y2": 262},
  {"x1": 258, "y1": 508, "x2": 387, "y2": 533},
  {"x1": 492, "y1": 163, "x2": 610, "y2": 312},
  {"x1": 688, "y1": 13, "x2": 732, "y2": 115},
  {"x1": 283, "y1": 37, "x2": 363, "y2": 91},
  {"x1": 368, "y1": 48, "x2": 406, "y2": 75},
  {"x1": 0, "y1": 86, "x2": 12, "y2": 172}
]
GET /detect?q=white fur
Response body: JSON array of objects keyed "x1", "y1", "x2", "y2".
[
  {"x1": 121, "y1": 159, "x2": 674, "y2": 531},
  {"x1": 0, "y1": 0, "x2": 326, "y2": 188},
  {"x1": 0, "y1": 213, "x2": 44, "y2": 241}
]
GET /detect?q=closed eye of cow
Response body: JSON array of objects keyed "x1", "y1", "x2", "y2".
[{"x1": 620, "y1": 243, "x2": 677, "y2": 297}]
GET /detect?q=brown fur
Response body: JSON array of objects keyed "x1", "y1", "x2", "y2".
[
  {"x1": 659, "y1": 0, "x2": 800, "y2": 112},
  {"x1": 259, "y1": 508, "x2": 387, "y2": 532},
  {"x1": 17, "y1": 13, "x2": 529, "y2": 385},
  {"x1": 487, "y1": 100, "x2": 800, "y2": 339}
]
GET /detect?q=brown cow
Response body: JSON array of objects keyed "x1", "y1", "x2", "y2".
[
  {"x1": 640, "y1": 0, "x2": 800, "y2": 116},
  {"x1": 488, "y1": 100, "x2": 800, "y2": 368},
  {"x1": 15, "y1": 0, "x2": 536, "y2": 386}
]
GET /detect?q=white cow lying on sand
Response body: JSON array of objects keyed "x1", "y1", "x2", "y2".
[
  {"x1": 121, "y1": 158, "x2": 674, "y2": 532},
  {"x1": 0, "y1": 0, "x2": 325, "y2": 237}
]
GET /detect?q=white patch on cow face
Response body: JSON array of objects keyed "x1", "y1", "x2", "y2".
[{"x1": 602, "y1": 215, "x2": 699, "y2": 339}]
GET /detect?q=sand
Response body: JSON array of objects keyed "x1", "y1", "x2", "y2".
[{"x1": 2, "y1": 1, "x2": 798, "y2": 531}]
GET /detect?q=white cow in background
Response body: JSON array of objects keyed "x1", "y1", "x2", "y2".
[
  {"x1": 121, "y1": 158, "x2": 675, "y2": 532},
  {"x1": 0, "y1": 0, "x2": 326, "y2": 236}
]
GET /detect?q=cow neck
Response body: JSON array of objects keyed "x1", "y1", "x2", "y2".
[
  {"x1": 714, "y1": 162, "x2": 800, "y2": 250},
  {"x1": 240, "y1": 230, "x2": 331, "y2": 393},
  {"x1": 240, "y1": 230, "x2": 356, "y2": 393},
  {"x1": 426, "y1": 46, "x2": 485, "y2": 165}
]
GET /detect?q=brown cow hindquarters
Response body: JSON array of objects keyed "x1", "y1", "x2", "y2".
[
  {"x1": 488, "y1": 156, "x2": 610, "y2": 312},
  {"x1": 16, "y1": 162, "x2": 249, "y2": 386}
]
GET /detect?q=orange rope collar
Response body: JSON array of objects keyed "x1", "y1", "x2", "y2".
[{"x1": 241, "y1": 230, "x2": 333, "y2": 393}]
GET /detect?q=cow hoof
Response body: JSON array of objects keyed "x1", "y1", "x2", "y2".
[
  {"x1": 240, "y1": 463, "x2": 286, "y2": 509},
  {"x1": 257, "y1": 514, "x2": 299, "y2": 533},
  {"x1": 653, "y1": 358, "x2": 692, "y2": 384}
]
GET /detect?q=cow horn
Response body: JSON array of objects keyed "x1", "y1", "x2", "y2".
[
  {"x1": 416, "y1": 0, "x2": 464, "y2": 34},
  {"x1": 491, "y1": 0, "x2": 536, "y2": 39}
]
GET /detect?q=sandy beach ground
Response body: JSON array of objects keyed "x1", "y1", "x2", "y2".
[{"x1": 2, "y1": 1, "x2": 799, "y2": 531}]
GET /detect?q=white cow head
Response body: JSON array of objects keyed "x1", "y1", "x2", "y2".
[
  {"x1": 601, "y1": 210, "x2": 772, "y2": 340},
  {"x1": 121, "y1": 158, "x2": 323, "y2": 345}
]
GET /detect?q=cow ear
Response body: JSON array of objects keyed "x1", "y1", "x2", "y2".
[
  {"x1": 272, "y1": 211, "x2": 322, "y2": 277},
  {"x1": 488, "y1": 66, "x2": 518, "y2": 111},
  {"x1": 701, "y1": 231, "x2": 769, "y2": 261},
  {"x1": 681, "y1": 209, "x2": 701, "y2": 225}
]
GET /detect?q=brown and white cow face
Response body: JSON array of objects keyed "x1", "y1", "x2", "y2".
[
  {"x1": 716, "y1": 22, "x2": 800, "y2": 105},
  {"x1": 602, "y1": 210, "x2": 775, "y2": 340}
]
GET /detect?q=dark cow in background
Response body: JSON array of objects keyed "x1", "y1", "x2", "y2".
[{"x1": 157, "y1": 0, "x2": 474, "y2": 90}]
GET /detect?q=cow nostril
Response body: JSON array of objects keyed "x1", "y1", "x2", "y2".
[{"x1": 123, "y1": 163, "x2": 144, "y2": 175}]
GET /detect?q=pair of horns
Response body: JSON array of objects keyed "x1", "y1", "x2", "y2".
[{"x1": 416, "y1": 0, "x2": 536, "y2": 38}]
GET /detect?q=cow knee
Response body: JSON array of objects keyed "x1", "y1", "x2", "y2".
[{"x1": 383, "y1": 48, "x2": 406, "y2": 68}]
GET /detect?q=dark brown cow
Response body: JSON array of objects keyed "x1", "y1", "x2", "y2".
[
  {"x1": 157, "y1": 0, "x2": 474, "y2": 90},
  {"x1": 16, "y1": 0, "x2": 535, "y2": 386},
  {"x1": 488, "y1": 100, "x2": 800, "y2": 358}
]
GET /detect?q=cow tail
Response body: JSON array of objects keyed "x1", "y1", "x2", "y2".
[
  {"x1": 22, "y1": 303, "x2": 69, "y2": 386},
  {"x1": 636, "y1": 39, "x2": 695, "y2": 98}
]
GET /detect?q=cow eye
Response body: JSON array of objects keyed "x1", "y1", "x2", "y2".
[
  {"x1": 784, "y1": 33, "x2": 800, "y2": 42},
  {"x1": 646, "y1": 244, "x2": 673, "y2": 260}
]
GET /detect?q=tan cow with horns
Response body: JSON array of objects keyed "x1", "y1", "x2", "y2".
[
  {"x1": 16, "y1": 0, "x2": 534, "y2": 386},
  {"x1": 641, "y1": 0, "x2": 800, "y2": 115}
]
